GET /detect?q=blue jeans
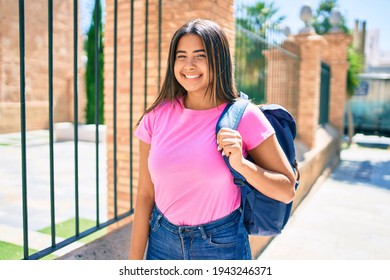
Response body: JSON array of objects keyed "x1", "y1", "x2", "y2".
[{"x1": 146, "y1": 206, "x2": 251, "y2": 260}]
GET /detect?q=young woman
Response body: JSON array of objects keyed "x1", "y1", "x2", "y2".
[{"x1": 129, "y1": 19, "x2": 296, "y2": 260}]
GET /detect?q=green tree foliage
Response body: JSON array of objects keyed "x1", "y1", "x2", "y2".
[
  {"x1": 85, "y1": 1, "x2": 104, "y2": 124},
  {"x1": 346, "y1": 47, "x2": 363, "y2": 98},
  {"x1": 237, "y1": 1, "x2": 285, "y2": 36},
  {"x1": 312, "y1": 0, "x2": 349, "y2": 35}
]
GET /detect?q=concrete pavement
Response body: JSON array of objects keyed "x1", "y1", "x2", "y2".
[
  {"x1": 258, "y1": 136, "x2": 390, "y2": 260},
  {"x1": 0, "y1": 129, "x2": 107, "y2": 257}
]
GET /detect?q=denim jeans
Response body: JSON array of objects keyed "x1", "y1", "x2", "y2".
[{"x1": 146, "y1": 206, "x2": 251, "y2": 260}]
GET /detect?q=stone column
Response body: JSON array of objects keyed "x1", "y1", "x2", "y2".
[
  {"x1": 322, "y1": 33, "x2": 352, "y2": 136},
  {"x1": 294, "y1": 33, "x2": 327, "y2": 148}
]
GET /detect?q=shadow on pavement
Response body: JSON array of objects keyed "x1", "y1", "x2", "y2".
[{"x1": 330, "y1": 148, "x2": 390, "y2": 191}]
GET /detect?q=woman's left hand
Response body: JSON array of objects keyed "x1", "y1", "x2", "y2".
[{"x1": 217, "y1": 127, "x2": 244, "y2": 169}]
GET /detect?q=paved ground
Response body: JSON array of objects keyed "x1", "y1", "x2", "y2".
[
  {"x1": 0, "y1": 130, "x2": 107, "y2": 256},
  {"x1": 258, "y1": 136, "x2": 390, "y2": 260}
]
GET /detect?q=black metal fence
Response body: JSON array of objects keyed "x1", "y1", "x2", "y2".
[
  {"x1": 234, "y1": 1, "x2": 300, "y2": 117},
  {"x1": 12, "y1": 0, "x2": 161, "y2": 260}
]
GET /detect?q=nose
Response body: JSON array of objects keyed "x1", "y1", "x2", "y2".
[{"x1": 184, "y1": 58, "x2": 196, "y2": 70}]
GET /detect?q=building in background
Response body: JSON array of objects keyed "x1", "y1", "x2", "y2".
[
  {"x1": 347, "y1": 20, "x2": 390, "y2": 136},
  {"x1": 365, "y1": 29, "x2": 390, "y2": 73}
]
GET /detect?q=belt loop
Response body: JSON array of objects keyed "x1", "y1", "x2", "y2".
[
  {"x1": 178, "y1": 226, "x2": 184, "y2": 237},
  {"x1": 199, "y1": 226, "x2": 207, "y2": 240},
  {"x1": 154, "y1": 214, "x2": 163, "y2": 228}
]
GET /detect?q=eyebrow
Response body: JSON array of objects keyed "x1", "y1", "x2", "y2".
[{"x1": 176, "y1": 49, "x2": 206, "y2": 54}]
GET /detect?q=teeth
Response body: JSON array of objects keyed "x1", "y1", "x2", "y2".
[{"x1": 185, "y1": 75, "x2": 200, "y2": 79}]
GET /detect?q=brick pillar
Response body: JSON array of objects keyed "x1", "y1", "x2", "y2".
[
  {"x1": 294, "y1": 34, "x2": 327, "y2": 148},
  {"x1": 104, "y1": 0, "x2": 235, "y2": 224},
  {"x1": 322, "y1": 33, "x2": 352, "y2": 135}
]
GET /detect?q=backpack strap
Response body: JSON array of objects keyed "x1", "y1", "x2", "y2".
[
  {"x1": 216, "y1": 97, "x2": 249, "y2": 130},
  {"x1": 216, "y1": 97, "x2": 250, "y2": 183},
  {"x1": 216, "y1": 94, "x2": 251, "y2": 259}
]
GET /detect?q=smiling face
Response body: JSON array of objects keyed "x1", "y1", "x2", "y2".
[{"x1": 174, "y1": 34, "x2": 212, "y2": 98}]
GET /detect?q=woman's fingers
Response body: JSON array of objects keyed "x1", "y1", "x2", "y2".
[{"x1": 217, "y1": 128, "x2": 242, "y2": 157}]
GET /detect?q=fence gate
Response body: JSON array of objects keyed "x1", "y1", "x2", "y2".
[{"x1": 319, "y1": 61, "x2": 331, "y2": 125}]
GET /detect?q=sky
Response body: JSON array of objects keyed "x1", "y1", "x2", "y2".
[{"x1": 240, "y1": 0, "x2": 390, "y2": 51}]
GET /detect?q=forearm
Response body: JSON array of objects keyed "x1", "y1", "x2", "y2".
[
  {"x1": 235, "y1": 158, "x2": 296, "y2": 204},
  {"x1": 129, "y1": 194, "x2": 154, "y2": 260}
]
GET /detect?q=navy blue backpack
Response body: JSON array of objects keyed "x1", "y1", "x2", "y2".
[{"x1": 216, "y1": 93, "x2": 299, "y2": 239}]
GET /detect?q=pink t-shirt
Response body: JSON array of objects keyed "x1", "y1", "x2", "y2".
[{"x1": 134, "y1": 98, "x2": 274, "y2": 226}]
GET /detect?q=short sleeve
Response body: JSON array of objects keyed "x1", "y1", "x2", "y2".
[
  {"x1": 238, "y1": 103, "x2": 275, "y2": 151},
  {"x1": 134, "y1": 112, "x2": 153, "y2": 144}
]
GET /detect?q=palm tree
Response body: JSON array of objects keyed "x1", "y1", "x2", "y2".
[{"x1": 237, "y1": 1, "x2": 285, "y2": 36}]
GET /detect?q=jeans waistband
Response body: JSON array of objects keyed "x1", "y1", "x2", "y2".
[{"x1": 151, "y1": 206, "x2": 241, "y2": 237}]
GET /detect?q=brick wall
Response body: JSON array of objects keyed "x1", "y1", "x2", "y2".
[{"x1": 0, "y1": 0, "x2": 85, "y2": 133}]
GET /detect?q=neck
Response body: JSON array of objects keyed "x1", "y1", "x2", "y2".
[{"x1": 184, "y1": 95, "x2": 222, "y2": 110}]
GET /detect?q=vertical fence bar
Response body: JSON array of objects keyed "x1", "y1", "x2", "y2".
[
  {"x1": 129, "y1": 0, "x2": 134, "y2": 211},
  {"x1": 275, "y1": 29, "x2": 281, "y2": 103},
  {"x1": 18, "y1": 0, "x2": 29, "y2": 260},
  {"x1": 94, "y1": 0, "x2": 101, "y2": 225},
  {"x1": 144, "y1": 0, "x2": 148, "y2": 110},
  {"x1": 278, "y1": 30, "x2": 280, "y2": 103},
  {"x1": 73, "y1": 0, "x2": 80, "y2": 236},
  {"x1": 48, "y1": 0, "x2": 57, "y2": 248},
  {"x1": 295, "y1": 43, "x2": 300, "y2": 118},
  {"x1": 266, "y1": 32, "x2": 272, "y2": 104},
  {"x1": 113, "y1": 0, "x2": 118, "y2": 218}
]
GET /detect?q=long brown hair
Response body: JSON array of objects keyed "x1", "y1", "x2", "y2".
[{"x1": 142, "y1": 19, "x2": 239, "y2": 117}]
